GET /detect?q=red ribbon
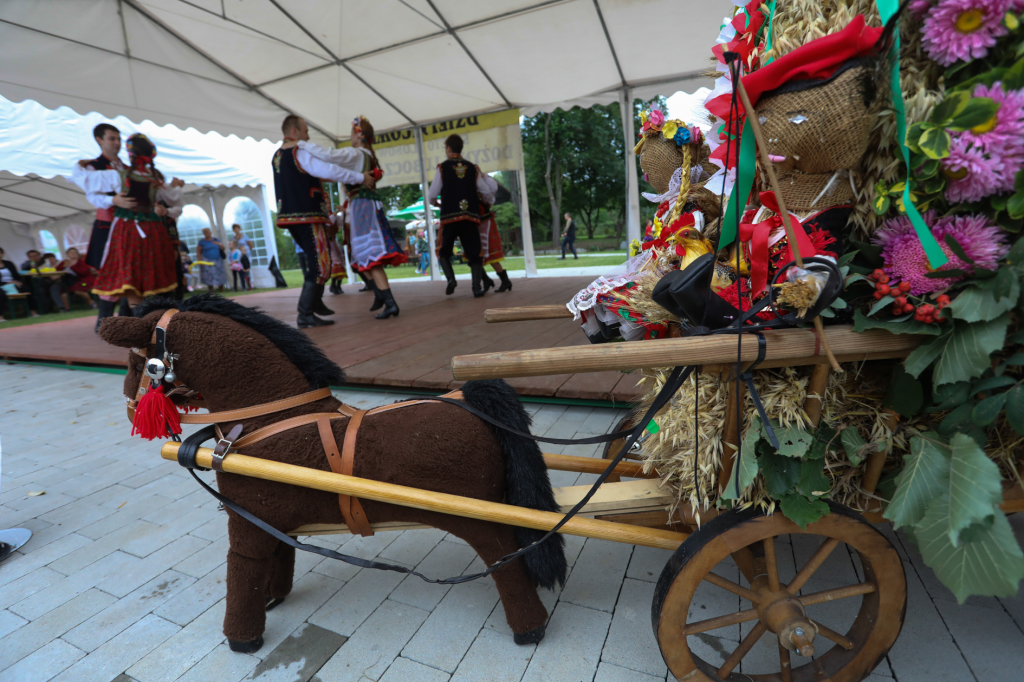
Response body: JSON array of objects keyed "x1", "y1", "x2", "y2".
[{"x1": 738, "y1": 192, "x2": 817, "y2": 296}]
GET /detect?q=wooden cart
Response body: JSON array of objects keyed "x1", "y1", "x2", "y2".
[{"x1": 160, "y1": 323, "x2": 1023, "y2": 682}]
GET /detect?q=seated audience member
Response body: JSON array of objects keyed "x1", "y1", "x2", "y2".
[
  {"x1": 57, "y1": 247, "x2": 98, "y2": 309},
  {"x1": 40, "y1": 252, "x2": 71, "y2": 312},
  {"x1": 0, "y1": 246, "x2": 38, "y2": 321}
]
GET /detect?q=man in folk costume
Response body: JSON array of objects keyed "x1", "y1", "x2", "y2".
[
  {"x1": 273, "y1": 115, "x2": 375, "y2": 328},
  {"x1": 71, "y1": 133, "x2": 184, "y2": 307},
  {"x1": 426, "y1": 134, "x2": 496, "y2": 297},
  {"x1": 74, "y1": 123, "x2": 136, "y2": 331}
]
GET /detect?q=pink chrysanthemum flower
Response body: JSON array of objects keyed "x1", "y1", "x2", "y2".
[
  {"x1": 921, "y1": 0, "x2": 1011, "y2": 66},
  {"x1": 910, "y1": 0, "x2": 934, "y2": 14},
  {"x1": 960, "y1": 82, "x2": 1024, "y2": 156},
  {"x1": 942, "y1": 137, "x2": 1005, "y2": 202},
  {"x1": 872, "y1": 211, "x2": 1008, "y2": 294}
]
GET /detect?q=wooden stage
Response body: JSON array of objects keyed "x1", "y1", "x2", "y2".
[{"x1": 0, "y1": 276, "x2": 642, "y2": 404}]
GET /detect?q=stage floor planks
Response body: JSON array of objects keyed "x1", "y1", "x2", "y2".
[{"x1": 0, "y1": 275, "x2": 642, "y2": 404}]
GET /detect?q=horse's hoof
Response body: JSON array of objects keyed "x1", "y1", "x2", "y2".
[
  {"x1": 513, "y1": 625, "x2": 546, "y2": 645},
  {"x1": 265, "y1": 596, "x2": 286, "y2": 612},
  {"x1": 228, "y1": 636, "x2": 264, "y2": 654}
]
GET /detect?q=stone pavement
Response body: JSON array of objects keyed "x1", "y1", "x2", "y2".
[{"x1": 1, "y1": 362, "x2": 1022, "y2": 682}]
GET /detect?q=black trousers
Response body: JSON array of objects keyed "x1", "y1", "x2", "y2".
[
  {"x1": 439, "y1": 219, "x2": 481, "y2": 265},
  {"x1": 288, "y1": 225, "x2": 320, "y2": 284},
  {"x1": 86, "y1": 219, "x2": 112, "y2": 269}
]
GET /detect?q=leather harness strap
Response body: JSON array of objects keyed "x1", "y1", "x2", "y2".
[
  {"x1": 336, "y1": 409, "x2": 373, "y2": 536},
  {"x1": 177, "y1": 388, "x2": 333, "y2": 424}
]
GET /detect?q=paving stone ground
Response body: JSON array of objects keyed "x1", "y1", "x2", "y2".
[{"x1": 1, "y1": 362, "x2": 1023, "y2": 682}]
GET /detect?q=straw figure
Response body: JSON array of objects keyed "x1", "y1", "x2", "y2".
[{"x1": 99, "y1": 295, "x2": 566, "y2": 653}]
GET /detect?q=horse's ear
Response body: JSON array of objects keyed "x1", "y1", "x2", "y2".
[{"x1": 98, "y1": 315, "x2": 153, "y2": 349}]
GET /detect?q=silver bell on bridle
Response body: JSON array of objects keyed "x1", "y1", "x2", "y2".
[{"x1": 145, "y1": 357, "x2": 167, "y2": 383}]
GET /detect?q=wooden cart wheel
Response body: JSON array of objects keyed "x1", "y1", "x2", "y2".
[{"x1": 652, "y1": 502, "x2": 906, "y2": 682}]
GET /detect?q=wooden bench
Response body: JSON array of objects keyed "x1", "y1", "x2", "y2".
[{"x1": 6, "y1": 292, "x2": 31, "y2": 319}]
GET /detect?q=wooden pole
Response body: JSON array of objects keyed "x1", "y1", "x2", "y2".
[
  {"x1": 161, "y1": 443, "x2": 688, "y2": 551},
  {"x1": 803, "y1": 364, "x2": 831, "y2": 428},
  {"x1": 543, "y1": 453, "x2": 655, "y2": 479},
  {"x1": 485, "y1": 305, "x2": 574, "y2": 323},
  {"x1": 734, "y1": 78, "x2": 842, "y2": 372},
  {"x1": 861, "y1": 410, "x2": 899, "y2": 497},
  {"x1": 718, "y1": 377, "x2": 746, "y2": 495},
  {"x1": 451, "y1": 325, "x2": 921, "y2": 380}
]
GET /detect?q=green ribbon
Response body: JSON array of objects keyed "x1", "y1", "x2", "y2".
[{"x1": 877, "y1": 0, "x2": 947, "y2": 267}]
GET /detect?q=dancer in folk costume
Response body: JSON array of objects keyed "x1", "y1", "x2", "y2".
[
  {"x1": 426, "y1": 134, "x2": 496, "y2": 297},
  {"x1": 72, "y1": 133, "x2": 184, "y2": 306},
  {"x1": 326, "y1": 206, "x2": 348, "y2": 295},
  {"x1": 477, "y1": 176, "x2": 512, "y2": 293},
  {"x1": 298, "y1": 116, "x2": 408, "y2": 319},
  {"x1": 74, "y1": 123, "x2": 137, "y2": 330},
  {"x1": 273, "y1": 115, "x2": 375, "y2": 328}
]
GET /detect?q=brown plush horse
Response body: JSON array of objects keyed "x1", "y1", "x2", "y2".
[{"x1": 100, "y1": 294, "x2": 566, "y2": 653}]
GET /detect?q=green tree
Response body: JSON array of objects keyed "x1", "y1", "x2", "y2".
[{"x1": 377, "y1": 183, "x2": 424, "y2": 213}]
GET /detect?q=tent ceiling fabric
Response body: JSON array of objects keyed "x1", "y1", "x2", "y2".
[{"x1": 0, "y1": 0, "x2": 725, "y2": 145}]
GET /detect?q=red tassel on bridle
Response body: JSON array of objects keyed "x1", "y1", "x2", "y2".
[{"x1": 131, "y1": 383, "x2": 182, "y2": 440}]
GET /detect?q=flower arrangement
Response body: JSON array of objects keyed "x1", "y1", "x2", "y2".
[{"x1": 639, "y1": 108, "x2": 702, "y2": 149}]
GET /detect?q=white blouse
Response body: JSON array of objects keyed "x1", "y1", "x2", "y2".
[{"x1": 70, "y1": 166, "x2": 183, "y2": 208}]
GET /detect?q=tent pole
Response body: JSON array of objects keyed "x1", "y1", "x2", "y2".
[
  {"x1": 415, "y1": 126, "x2": 440, "y2": 281},
  {"x1": 517, "y1": 124, "x2": 537, "y2": 278},
  {"x1": 620, "y1": 87, "x2": 641, "y2": 246}
]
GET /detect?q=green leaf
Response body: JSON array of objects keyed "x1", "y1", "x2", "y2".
[
  {"x1": 779, "y1": 493, "x2": 830, "y2": 530},
  {"x1": 758, "y1": 450, "x2": 802, "y2": 498},
  {"x1": 914, "y1": 495, "x2": 1024, "y2": 602},
  {"x1": 884, "y1": 434, "x2": 951, "y2": 530},
  {"x1": 972, "y1": 375, "x2": 1017, "y2": 395},
  {"x1": 944, "y1": 234, "x2": 975, "y2": 264},
  {"x1": 933, "y1": 381, "x2": 970, "y2": 410},
  {"x1": 1000, "y1": 353, "x2": 1024, "y2": 367},
  {"x1": 947, "y1": 434, "x2": 1004, "y2": 546},
  {"x1": 1008, "y1": 191, "x2": 1024, "y2": 220},
  {"x1": 884, "y1": 364, "x2": 924, "y2": 417},
  {"x1": 1004, "y1": 54, "x2": 1024, "y2": 92},
  {"x1": 797, "y1": 458, "x2": 831, "y2": 498},
  {"x1": 972, "y1": 393, "x2": 1007, "y2": 426},
  {"x1": 808, "y1": 423, "x2": 837, "y2": 460},
  {"x1": 840, "y1": 427, "x2": 869, "y2": 466},
  {"x1": 854, "y1": 310, "x2": 944, "y2": 336},
  {"x1": 905, "y1": 122, "x2": 926, "y2": 152},
  {"x1": 918, "y1": 126, "x2": 952, "y2": 160},
  {"x1": 929, "y1": 91, "x2": 971, "y2": 127},
  {"x1": 946, "y1": 97, "x2": 1000, "y2": 132},
  {"x1": 930, "y1": 316, "x2": 1011, "y2": 386},
  {"x1": 993, "y1": 267, "x2": 1018, "y2": 301},
  {"x1": 721, "y1": 420, "x2": 762, "y2": 500},
  {"x1": 917, "y1": 158, "x2": 941, "y2": 178},
  {"x1": 1005, "y1": 384, "x2": 1024, "y2": 435},
  {"x1": 874, "y1": 194, "x2": 891, "y2": 215},
  {"x1": 904, "y1": 329, "x2": 952, "y2": 379},
  {"x1": 848, "y1": 239, "x2": 884, "y2": 267},
  {"x1": 868, "y1": 295, "x2": 896, "y2": 316},
  {"x1": 924, "y1": 268, "x2": 969, "y2": 279},
  {"x1": 939, "y1": 401, "x2": 976, "y2": 438},
  {"x1": 1008, "y1": 229, "x2": 1024, "y2": 270},
  {"x1": 772, "y1": 421, "x2": 814, "y2": 458},
  {"x1": 946, "y1": 278, "x2": 1019, "y2": 322}
]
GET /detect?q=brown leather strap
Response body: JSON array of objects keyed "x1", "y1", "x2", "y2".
[
  {"x1": 177, "y1": 388, "x2": 334, "y2": 424},
  {"x1": 332, "y1": 410, "x2": 374, "y2": 536},
  {"x1": 127, "y1": 309, "x2": 180, "y2": 423},
  {"x1": 211, "y1": 424, "x2": 244, "y2": 472}
]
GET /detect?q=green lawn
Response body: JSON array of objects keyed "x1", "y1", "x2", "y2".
[{"x1": 1, "y1": 256, "x2": 625, "y2": 330}]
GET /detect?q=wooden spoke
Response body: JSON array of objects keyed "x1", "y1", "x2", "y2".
[
  {"x1": 812, "y1": 620, "x2": 856, "y2": 650},
  {"x1": 731, "y1": 546, "x2": 758, "y2": 584},
  {"x1": 704, "y1": 572, "x2": 762, "y2": 604},
  {"x1": 779, "y1": 642, "x2": 793, "y2": 682},
  {"x1": 683, "y1": 607, "x2": 760, "y2": 636},
  {"x1": 764, "y1": 536, "x2": 780, "y2": 592},
  {"x1": 717, "y1": 622, "x2": 767, "y2": 679},
  {"x1": 799, "y1": 582, "x2": 876, "y2": 607},
  {"x1": 787, "y1": 537, "x2": 839, "y2": 594}
]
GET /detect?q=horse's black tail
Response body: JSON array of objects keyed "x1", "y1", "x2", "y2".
[{"x1": 462, "y1": 379, "x2": 568, "y2": 590}]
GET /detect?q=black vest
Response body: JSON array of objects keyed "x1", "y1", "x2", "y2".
[
  {"x1": 439, "y1": 157, "x2": 479, "y2": 225},
  {"x1": 273, "y1": 147, "x2": 329, "y2": 225},
  {"x1": 343, "y1": 149, "x2": 377, "y2": 200}
]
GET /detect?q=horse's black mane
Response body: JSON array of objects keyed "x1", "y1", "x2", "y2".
[{"x1": 135, "y1": 294, "x2": 346, "y2": 389}]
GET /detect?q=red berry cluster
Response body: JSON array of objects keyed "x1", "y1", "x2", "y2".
[{"x1": 867, "y1": 269, "x2": 948, "y2": 324}]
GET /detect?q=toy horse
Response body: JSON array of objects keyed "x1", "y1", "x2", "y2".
[{"x1": 100, "y1": 294, "x2": 566, "y2": 652}]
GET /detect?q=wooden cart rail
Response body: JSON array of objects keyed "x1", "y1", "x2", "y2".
[
  {"x1": 161, "y1": 442, "x2": 687, "y2": 550},
  {"x1": 485, "y1": 305, "x2": 573, "y2": 323},
  {"x1": 451, "y1": 325, "x2": 923, "y2": 380}
]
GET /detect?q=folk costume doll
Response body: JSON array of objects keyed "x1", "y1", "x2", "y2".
[
  {"x1": 273, "y1": 115, "x2": 372, "y2": 328},
  {"x1": 426, "y1": 134, "x2": 496, "y2": 297},
  {"x1": 477, "y1": 174, "x2": 512, "y2": 292},
  {"x1": 71, "y1": 133, "x2": 183, "y2": 306}
]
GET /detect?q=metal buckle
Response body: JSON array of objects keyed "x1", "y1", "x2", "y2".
[{"x1": 211, "y1": 424, "x2": 244, "y2": 472}]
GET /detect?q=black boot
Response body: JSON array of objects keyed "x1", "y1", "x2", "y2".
[
  {"x1": 368, "y1": 281, "x2": 385, "y2": 311},
  {"x1": 297, "y1": 281, "x2": 334, "y2": 328},
  {"x1": 470, "y1": 262, "x2": 487, "y2": 298},
  {"x1": 481, "y1": 268, "x2": 495, "y2": 293},
  {"x1": 439, "y1": 257, "x2": 457, "y2": 295},
  {"x1": 496, "y1": 270, "x2": 513, "y2": 292},
  {"x1": 374, "y1": 288, "x2": 399, "y2": 319},
  {"x1": 118, "y1": 298, "x2": 131, "y2": 317},
  {"x1": 358, "y1": 272, "x2": 372, "y2": 292},
  {"x1": 313, "y1": 284, "x2": 335, "y2": 316},
  {"x1": 94, "y1": 299, "x2": 116, "y2": 333},
  {"x1": 329, "y1": 279, "x2": 343, "y2": 295}
]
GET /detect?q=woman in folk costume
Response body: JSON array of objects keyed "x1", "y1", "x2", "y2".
[
  {"x1": 72, "y1": 133, "x2": 184, "y2": 306},
  {"x1": 298, "y1": 116, "x2": 408, "y2": 319},
  {"x1": 476, "y1": 176, "x2": 512, "y2": 293}
]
